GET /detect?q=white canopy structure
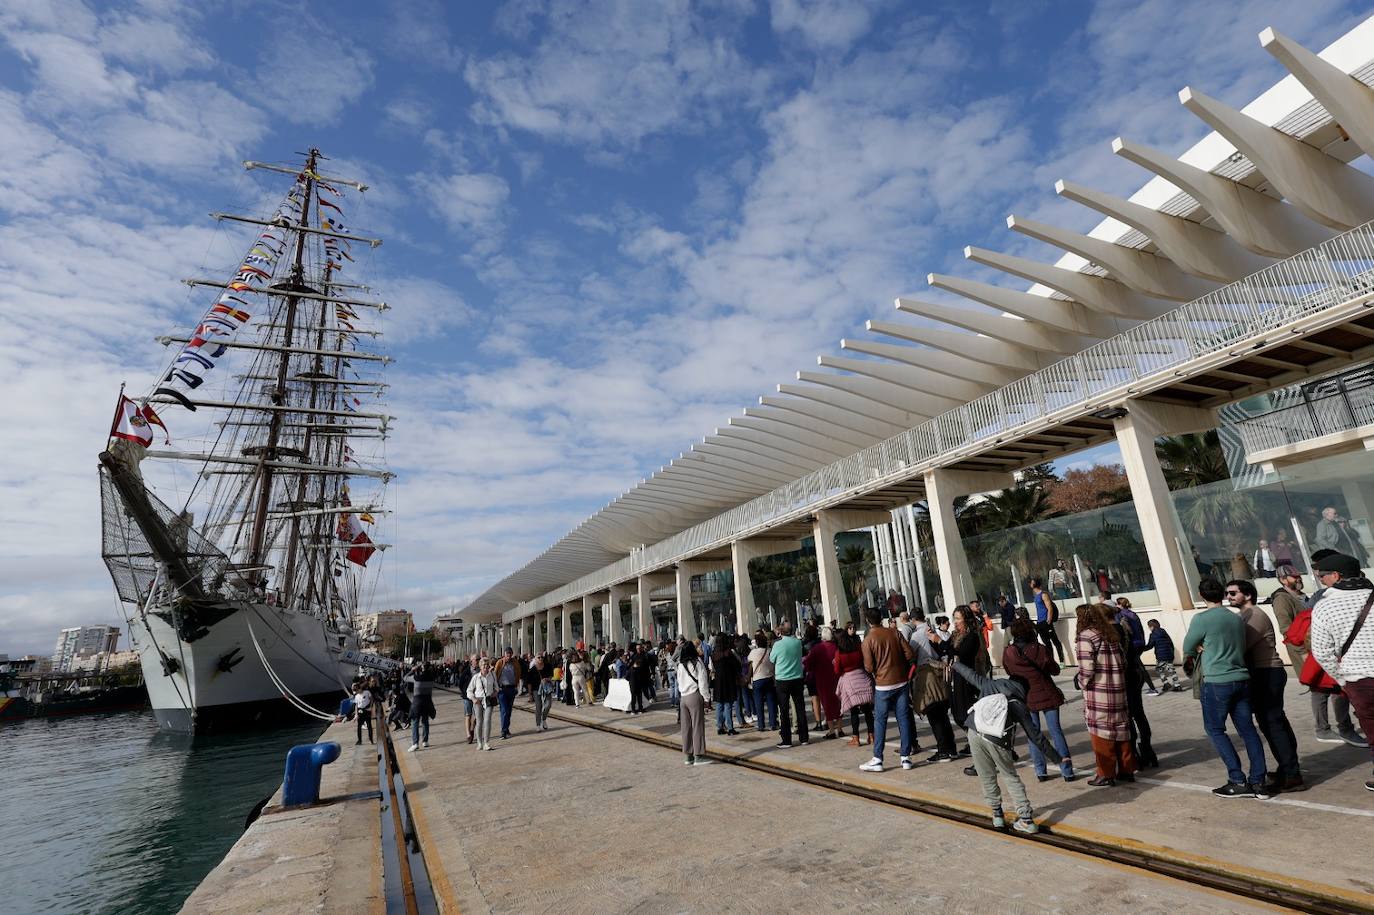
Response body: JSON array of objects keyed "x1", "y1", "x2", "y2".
[{"x1": 457, "y1": 19, "x2": 1374, "y2": 653}]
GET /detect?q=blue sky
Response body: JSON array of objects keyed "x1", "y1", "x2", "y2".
[{"x1": 1, "y1": 0, "x2": 1369, "y2": 655}]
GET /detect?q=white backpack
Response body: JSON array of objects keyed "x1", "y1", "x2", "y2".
[{"x1": 971, "y1": 693, "x2": 1009, "y2": 739}]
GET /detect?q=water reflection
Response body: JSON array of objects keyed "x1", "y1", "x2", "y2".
[{"x1": 1, "y1": 710, "x2": 323, "y2": 915}]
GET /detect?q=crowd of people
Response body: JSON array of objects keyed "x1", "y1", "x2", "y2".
[
  {"x1": 340, "y1": 661, "x2": 438, "y2": 753},
  {"x1": 343, "y1": 547, "x2": 1373, "y2": 833}
]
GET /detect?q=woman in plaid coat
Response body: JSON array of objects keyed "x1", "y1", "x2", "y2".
[{"x1": 1075, "y1": 603, "x2": 1137, "y2": 787}]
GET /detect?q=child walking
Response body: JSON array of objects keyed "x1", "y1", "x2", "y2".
[{"x1": 1144, "y1": 619, "x2": 1182, "y2": 692}]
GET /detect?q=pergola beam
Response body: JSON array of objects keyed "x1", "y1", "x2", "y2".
[
  {"x1": 866, "y1": 318, "x2": 1043, "y2": 370},
  {"x1": 1180, "y1": 86, "x2": 1374, "y2": 230},
  {"x1": 839, "y1": 337, "x2": 1022, "y2": 386},
  {"x1": 1004, "y1": 215, "x2": 1215, "y2": 301},
  {"x1": 928, "y1": 272, "x2": 1126, "y2": 336},
  {"x1": 1054, "y1": 178, "x2": 1272, "y2": 282},
  {"x1": 1111, "y1": 137, "x2": 1330, "y2": 258}
]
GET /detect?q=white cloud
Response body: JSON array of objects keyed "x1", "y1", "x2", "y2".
[
  {"x1": 420, "y1": 172, "x2": 510, "y2": 234},
  {"x1": 385, "y1": 98, "x2": 433, "y2": 131},
  {"x1": 0, "y1": 90, "x2": 101, "y2": 215},
  {"x1": 4, "y1": 30, "x2": 138, "y2": 110},
  {"x1": 383, "y1": 0, "x2": 464, "y2": 71},
  {"x1": 768, "y1": 0, "x2": 887, "y2": 51},
  {"x1": 99, "y1": 11, "x2": 215, "y2": 74},
  {"x1": 96, "y1": 81, "x2": 269, "y2": 171},
  {"x1": 465, "y1": 0, "x2": 765, "y2": 150},
  {"x1": 252, "y1": 30, "x2": 374, "y2": 125},
  {"x1": 378, "y1": 276, "x2": 473, "y2": 344}
]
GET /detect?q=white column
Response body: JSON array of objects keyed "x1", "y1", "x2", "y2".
[
  {"x1": 924, "y1": 468, "x2": 1013, "y2": 610},
  {"x1": 1113, "y1": 400, "x2": 1214, "y2": 611},
  {"x1": 608, "y1": 583, "x2": 630, "y2": 646},
  {"x1": 871, "y1": 527, "x2": 889, "y2": 592},
  {"x1": 636, "y1": 580, "x2": 649, "y2": 640},
  {"x1": 637, "y1": 573, "x2": 675, "y2": 641},
  {"x1": 881, "y1": 523, "x2": 900, "y2": 596},
  {"x1": 812, "y1": 509, "x2": 891, "y2": 623},
  {"x1": 561, "y1": 603, "x2": 573, "y2": 648},
  {"x1": 675, "y1": 564, "x2": 698, "y2": 641},
  {"x1": 731, "y1": 539, "x2": 802, "y2": 635},
  {"x1": 583, "y1": 594, "x2": 599, "y2": 645},
  {"x1": 906, "y1": 504, "x2": 931, "y2": 613},
  {"x1": 890, "y1": 514, "x2": 915, "y2": 602},
  {"x1": 673, "y1": 560, "x2": 733, "y2": 639}
]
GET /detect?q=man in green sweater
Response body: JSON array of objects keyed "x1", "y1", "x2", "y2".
[{"x1": 1183, "y1": 579, "x2": 1270, "y2": 799}]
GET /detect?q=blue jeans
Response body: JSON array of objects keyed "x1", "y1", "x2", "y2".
[
  {"x1": 411, "y1": 710, "x2": 429, "y2": 745},
  {"x1": 1026, "y1": 707, "x2": 1073, "y2": 777},
  {"x1": 1249, "y1": 666, "x2": 1300, "y2": 779},
  {"x1": 873, "y1": 686, "x2": 912, "y2": 761},
  {"x1": 752, "y1": 678, "x2": 777, "y2": 729},
  {"x1": 739, "y1": 683, "x2": 756, "y2": 719},
  {"x1": 1200, "y1": 680, "x2": 1267, "y2": 785},
  {"x1": 715, "y1": 699, "x2": 737, "y2": 731},
  {"x1": 668, "y1": 671, "x2": 679, "y2": 708},
  {"x1": 498, "y1": 684, "x2": 517, "y2": 736}
]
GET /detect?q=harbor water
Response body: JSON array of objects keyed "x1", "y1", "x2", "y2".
[{"x1": 1, "y1": 709, "x2": 325, "y2": 915}]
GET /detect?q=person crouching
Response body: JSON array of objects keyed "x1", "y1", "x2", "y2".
[{"x1": 950, "y1": 657, "x2": 1063, "y2": 834}]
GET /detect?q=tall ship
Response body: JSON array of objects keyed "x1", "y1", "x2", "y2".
[{"x1": 99, "y1": 150, "x2": 394, "y2": 733}]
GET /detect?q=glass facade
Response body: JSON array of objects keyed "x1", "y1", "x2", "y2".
[{"x1": 949, "y1": 360, "x2": 1374, "y2": 610}]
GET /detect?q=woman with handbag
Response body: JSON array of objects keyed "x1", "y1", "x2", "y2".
[
  {"x1": 710, "y1": 634, "x2": 741, "y2": 735},
  {"x1": 748, "y1": 632, "x2": 778, "y2": 731},
  {"x1": 467, "y1": 656, "x2": 498, "y2": 751},
  {"x1": 949, "y1": 605, "x2": 988, "y2": 757},
  {"x1": 911, "y1": 619, "x2": 957, "y2": 761},
  {"x1": 1074, "y1": 603, "x2": 1136, "y2": 786},
  {"x1": 677, "y1": 640, "x2": 712, "y2": 764},
  {"x1": 833, "y1": 629, "x2": 874, "y2": 746},
  {"x1": 1001, "y1": 617, "x2": 1075, "y2": 781}
]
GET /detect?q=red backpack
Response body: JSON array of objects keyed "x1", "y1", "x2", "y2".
[{"x1": 1283, "y1": 609, "x2": 1339, "y2": 692}]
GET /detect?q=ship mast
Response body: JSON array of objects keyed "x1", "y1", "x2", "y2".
[
  {"x1": 247, "y1": 150, "x2": 318, "y2": 578},
  {"x1": 280, "y1": 258, "x2": 338, "y2": 609}
]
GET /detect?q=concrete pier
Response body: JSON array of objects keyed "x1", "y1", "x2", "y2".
[
  {"x1": 178, "y1": 716, "x2": 384, "y2": 914},
  {"x1": 394, "y1": 691, "x2": 1274, "y2": 913},
  {"x1": 180, "y1": 681, "x2": 1374, "y2": 913},
  {"x1": 392, "y1": 686, "x2": 1373, "y2": 912}
]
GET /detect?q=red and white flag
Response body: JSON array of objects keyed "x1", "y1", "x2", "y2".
[
  {"x1": 110, "y1": 395, "x2": 168, "y2": 447},
  {"x1": 336, "y1": 510, "x2": 376, "y2": 566}
]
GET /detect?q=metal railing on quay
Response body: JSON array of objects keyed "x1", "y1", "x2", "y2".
[{"x1": 508, "y1": 223, "x2": 1374, "y2": 621}]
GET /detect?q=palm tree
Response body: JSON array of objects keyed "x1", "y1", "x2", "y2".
[
  {"x1": 838, "y1": 544, "x2": 870, "y2": 566},
  {"x1": 977, "y1": 484, "x2": 1054, "y2": 531},
  {"x1": 970, "y1": 484, "x2": 1066, "y2": 588},
  {"x1": 1155, "y1": 431, "x2": 1229, "y2": 490}
]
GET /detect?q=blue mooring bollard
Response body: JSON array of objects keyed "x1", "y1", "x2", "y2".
[{"x1": 282, "y1": 741, "x2": 342, "y2": 806}]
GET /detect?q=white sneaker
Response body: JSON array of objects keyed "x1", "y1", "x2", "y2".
[
  {"x1": 421, "y1": 741, "x2": 429, "y2": 749},
  {"x1": 407, "y1": 744, "x2": 418, "y2": 752},
  {"x1": 900, "y1": 756, "x2": 914, "y2": 770},
  {"x1": 859, "y1": 757, "x2": 884, "y2": 772}
]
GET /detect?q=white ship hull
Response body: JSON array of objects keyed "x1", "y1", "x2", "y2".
[{"x1": 127, "y1": 601, "x2": 358, "y2": 733}]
